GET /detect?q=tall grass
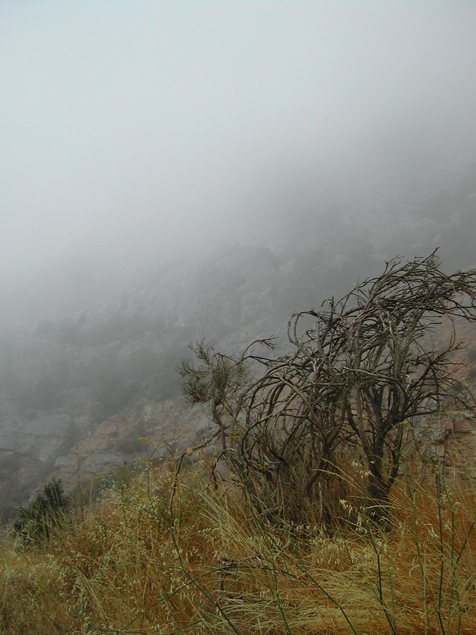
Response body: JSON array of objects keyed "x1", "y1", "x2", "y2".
[{"x1": 1, "y1": 457, "x2": 476, "y2": 634}]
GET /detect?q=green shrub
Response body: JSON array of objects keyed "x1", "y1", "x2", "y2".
[{"x1": 12, "y1": 478, "x2": 70, "y2": 545}]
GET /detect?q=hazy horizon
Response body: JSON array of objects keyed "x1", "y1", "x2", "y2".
[{"x1": 2, "y1": 1, "x2": 476, "y2": 279}]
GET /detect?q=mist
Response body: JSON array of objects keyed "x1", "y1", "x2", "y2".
[
  {"x1": 3, "y1": 1, "x2": 476, "y2": 519},
  {"x1": 1, "y1": 1, "x2": 476, "y2": 280}
]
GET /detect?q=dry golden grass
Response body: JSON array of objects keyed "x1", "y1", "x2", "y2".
[{"x1": 1, "y1": 459, "x2": 476, "y2": 634}]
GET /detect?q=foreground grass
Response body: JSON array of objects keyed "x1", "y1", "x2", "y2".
[{"x1": 1, "y1": 460, "x2": 476, "y2": 634}]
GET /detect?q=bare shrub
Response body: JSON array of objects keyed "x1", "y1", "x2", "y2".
[{"x1": 182, "y1": 253, "x2": 476, "y2": 522}]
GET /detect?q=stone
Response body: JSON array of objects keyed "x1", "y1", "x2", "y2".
[{"x1": 54, "y1": 454, "x2": 79, "y2": 474}]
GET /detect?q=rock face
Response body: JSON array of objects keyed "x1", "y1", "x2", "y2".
[
  {"x1": 0, "y1": 245, "x2": 301, "y2": 508},
  {"x1": 418, "y1": 412, "x2": 476, "y2": 474}
]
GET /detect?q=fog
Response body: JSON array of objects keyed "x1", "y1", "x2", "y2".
[{"x1": 1, "y1": 1, "x2": 476, "y2": 279}]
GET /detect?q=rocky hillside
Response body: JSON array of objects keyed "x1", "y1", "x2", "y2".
[{"x1": 0, "y1": 157, "x2": 475, "y2": 516}]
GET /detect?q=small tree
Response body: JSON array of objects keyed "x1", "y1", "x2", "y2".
[
  {"x1": 181, "y1": 253, "x2": 476, "y2": 521},
  {"x1": 297, "y1": 254, "x2": 476, "y2": 506}
]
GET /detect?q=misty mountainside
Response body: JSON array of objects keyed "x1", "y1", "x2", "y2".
[{"x1": 0, "y1": 157, "x2": 475, "y2": 513}]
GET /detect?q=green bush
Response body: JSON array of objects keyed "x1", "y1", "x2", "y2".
[{"x1": 12, "y1": 478, "x2": 70, "y2": 545}]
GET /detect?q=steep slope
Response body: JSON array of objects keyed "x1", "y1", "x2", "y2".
[{"x1": 0, "y1": 157, "x2": 475, "y2": 515}]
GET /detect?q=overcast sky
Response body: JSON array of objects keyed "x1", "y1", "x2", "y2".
[{"x1": 1, "y1": 1, "x2": 476, "y2": 277}]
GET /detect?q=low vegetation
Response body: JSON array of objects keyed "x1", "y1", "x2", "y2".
[
  {"x1": 11, "y1": 478, "x2": 70, "y2": 546},
  {"x1": 1, "y1": 456, "x2": 476, "y2": 634}
]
